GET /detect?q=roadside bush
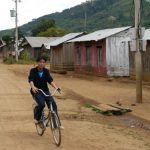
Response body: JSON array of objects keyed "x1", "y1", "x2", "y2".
[
  {"x1": 3, "y1": 57, "x2": 16, "y2": 64},
  {"x1": 20, "y1": 51, "x2": 30, "y2": 61},
  {"x1": 41, "y1": 52, "x2": 49, "y2": 61}
]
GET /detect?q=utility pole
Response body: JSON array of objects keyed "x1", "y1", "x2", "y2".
[
  {"x1": 10, "y1": 0, "x2": 21, "y2": 61},
  {"x1": 134, "y1": 0, "x2": 143, "y2": 103},
  {"x1": 15, "y1": 0, "x2": 19, "y2": 62}
]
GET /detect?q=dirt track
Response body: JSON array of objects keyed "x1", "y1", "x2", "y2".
[{"x1": 0, "y1": 64, "x2": 150, "y2": 150}]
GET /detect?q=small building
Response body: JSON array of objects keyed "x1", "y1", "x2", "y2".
[
  {"x1": 0, "y1": 41, "x2": 14, "y2": 58},
  {"x1": 0, "y1": 38, "x2": 26, "y2": 59},
  {"x1": 21, "y1": 37, "x2": 59, "y2": 59},
  {"x1": 0, "y1": 39, "x2": 6, "y2": 58},
  {"x1": 68, "y1": 27, "x2": 131, "y2": 76},
  {"x1": 130, "y1": 29, "x2": 150, "y2": 81},
  {"x1": 46, "y1": 32, "x2": 85, "y2": 71}
]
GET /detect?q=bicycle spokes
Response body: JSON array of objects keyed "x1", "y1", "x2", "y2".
[{"x1": 50, "y1": 112, "x2": 61, "y2": 146}]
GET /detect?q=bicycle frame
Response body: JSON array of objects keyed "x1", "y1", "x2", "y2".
[{"x1": 37, "y1": 89, "x2": 58, "y2": 127}]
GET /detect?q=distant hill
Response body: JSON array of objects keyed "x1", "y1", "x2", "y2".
[{"x1": 1, "y1": 0, "x2": 150, "y2": 37}]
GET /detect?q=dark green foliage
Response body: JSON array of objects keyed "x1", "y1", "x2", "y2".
[
  {"x1": 32, "y1": 19, "x2": 55, "y2": 36},
  {"x1": 3, "y1": 55, "x2": 35, "y2": 64},
  {"x1": 37, "y1": 27, "x2": 68, "y2": 37},
  {"x1": 2, "y1": 35, "x2": 12, "y2": 44},
  {"x1": 41, "y1": 52, "x2": 49, "y2": 61},
  {"x1": 3, "y1": 56, "x2": 16, "y2": 64},
  {"x1": 2, "y1": 27, "x2": 23, "y2": 42},
  {"x1": 20, "y1": 51, "x2": 31, "y2": 61},
  {"x1": 18, "y1": 27, "x2": 24, "y2": 39}
]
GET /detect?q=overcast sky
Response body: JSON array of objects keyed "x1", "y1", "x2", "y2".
[{"x1": 0, "y1": 0, "x2": 86, "y2": 31}]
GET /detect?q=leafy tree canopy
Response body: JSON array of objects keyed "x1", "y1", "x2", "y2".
[
  {"x1": 2, "y1": 35, "x2": 12, "y2": 44},
  {"x1": 37, "y1": 27, "x2": 68, "y2": 37},
  {"x1": 32, "y1": 19, "x2": 55, "y2": 36}
]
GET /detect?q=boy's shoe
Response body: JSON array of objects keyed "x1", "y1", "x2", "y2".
[
  {"x1": 34, "y1": 119, "x2": 40, "y2": 124},
  {"x1": 60, "y1": 126, "x2": 64, "y2": 129}
]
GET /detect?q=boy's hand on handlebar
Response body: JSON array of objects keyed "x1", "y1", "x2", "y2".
[{"x1": 32, "y1": 86, "x2": 38, "y2": 93}]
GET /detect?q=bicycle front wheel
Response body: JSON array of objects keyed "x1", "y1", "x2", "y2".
[
  {"x1": 35, "y1": 121, "x2": 45, "y2": 136},
  {"x1": 49, "y1": 112, "x2": 61, "y2": 146}
]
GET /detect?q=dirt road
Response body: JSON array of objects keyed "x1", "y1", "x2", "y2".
[{"x1": 0, "y1": 64, "x2": 150, "y2": 150}]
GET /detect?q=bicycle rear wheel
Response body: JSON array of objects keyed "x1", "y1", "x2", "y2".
[{"x1": 50, "y1": 112, "x2": 61, "y2": 146}]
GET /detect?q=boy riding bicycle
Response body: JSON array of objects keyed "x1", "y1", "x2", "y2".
[{"x1": 28, "y1": 56, "x2": 61, "y2": 124}]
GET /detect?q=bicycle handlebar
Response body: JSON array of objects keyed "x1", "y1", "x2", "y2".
[{"x1": 38, "y1": 88, "x2": 60, "y2": 97}]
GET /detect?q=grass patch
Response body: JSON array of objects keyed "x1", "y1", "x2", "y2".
[
  {"x1": 84, "y1": 103, "x2": 112, "y2": 116},
  {"x1": 3, "y1": 57, "x2": 35, "y2": 65},
  {"x1": 3, "y1": 57, "x2": 16, "y2": 64}
]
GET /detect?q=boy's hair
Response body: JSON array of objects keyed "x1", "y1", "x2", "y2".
[{"x1": 36, "y1": 56, "x2": 47, "y2": 62}]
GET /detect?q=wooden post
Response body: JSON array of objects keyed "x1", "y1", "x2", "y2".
[{"x1": 134, "y1": 0, "x2": 143, "y2": 103}]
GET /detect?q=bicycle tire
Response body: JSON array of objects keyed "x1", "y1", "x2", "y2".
[
  {"x1": 33, "y1": 105, "x2": 45, "y2": 136},
  {"x1": 49, "y1": 112, "x2": 61, "y2": 146},
  {"x1": 35, "y1": 121, "x2": 45, "y2": 136}
]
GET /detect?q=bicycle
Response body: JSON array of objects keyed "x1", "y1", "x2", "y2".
[{"x1": 32, "y1": 88, "x2": 61, "y2": 146}]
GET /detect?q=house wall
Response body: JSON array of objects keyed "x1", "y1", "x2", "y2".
[
  {"x1": 143, "y1": 41, "x2": 150, "y2": 81},
  {"x1": 0, "y1": 41, "x2": 3, "y2": 58},
  {"x1": 62, "y1": 43, "x2": 74, "y2": 70},
  {"x1": 40, "y1": 46, "x2": 50, "y2": 61},
  {"x1": 130, "y1": 40, "x2": 150, "y2": 81},
  {"x1": 106, "y1": 30, "x2": 130, "y2": 76},
  {"x1": 22, "y1": 45, "x2": 43, "y2": 60},
  {"x1": 34, "y1": 48, "x2": 41, "y2": 59},
  {"x1": 0, "y1": 50, "x2": 3, "y2": 58},
  {"x1": 1, "y1": 44, "x2": 15, "y2": 58},
  {"x1": 51, "y1": 45, "x2": 63, "y2": 70},
  {"x1": 74, "y1": 40, "x2": 107, "y2": 76},
  {"x1": 51, "y1": 43, "x2": 75, "y2": 70},
  {"x1": 23, "y1": 45, "x2": 34, "y2": 59}
]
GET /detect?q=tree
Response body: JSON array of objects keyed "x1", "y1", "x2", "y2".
[
  {"x1": 37, "y1": 27, "x2": 68, "y2": 37},
  {"x1": 32, "y1": 19, "x2": 55, "y2": 36},
  {"x1": 18, "y1": 27, "x2": 24, "y2": 39},
  {"x1": 10, "y1": 27, "x2": 24, "y2": 41},
  {"x1": 2, "y1": 35, "x2": 12, "y2": 44}
]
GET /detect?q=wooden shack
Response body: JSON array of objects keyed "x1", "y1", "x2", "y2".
[
  {"x1": 47, "y1": 33, "x2": 85, "y2": 71},
  {"x1": 21, "y1": 37, "x2": 58, "y2": 60},
  {"x1": 68, "y1": 27, "x2": 131, "y2": 76}
]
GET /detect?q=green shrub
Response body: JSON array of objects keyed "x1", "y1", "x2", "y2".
[
  {"x1": 20, "y1": 51, "x2": 30, "y2": 61},
  {"x1": 41, "y1": 52, "x2": 49, "y2": 61},
  {"x1": 3, "y1": 55, "x2": 35, "y2": 65},
  {"x1": 3, "y1": 57, "x2": 16, "y2": 64}
]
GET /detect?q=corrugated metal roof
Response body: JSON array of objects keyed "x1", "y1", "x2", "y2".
[
  {"x1": 68, "y1": 27, "x2": 131, "y2": 42},
  {"x1": 24, "y1": 37, "x2": 59, "y2": 48},
  {"x1": 0, "y1": 43, "x2": 6, "y2": 48},
  {"x1": 143, "y1": 29, "x2": 150, "y2": 40},
  {"x1": 0, "y1": 39, "x2": 6, "y2": 48},
  {"x1": 42, "y1": 37, "x2": 60, "y2": 49},
  {"x1": 45, "y1": 32, "x2": 84, "y2": 48}
]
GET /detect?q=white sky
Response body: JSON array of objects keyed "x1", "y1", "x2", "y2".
[{"x1": 0, "y1": 0, "x2": 86, "y2": 31}]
